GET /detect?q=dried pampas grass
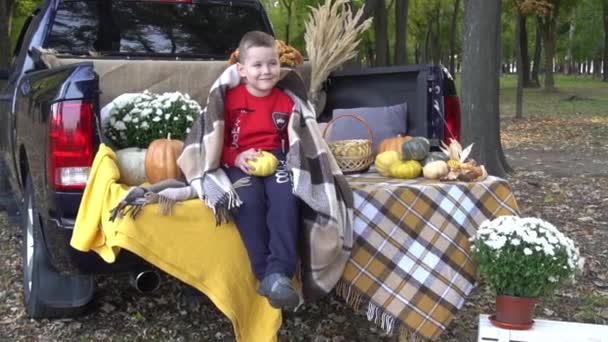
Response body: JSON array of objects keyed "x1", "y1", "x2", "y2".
[{"x1": 305, "y1": 0, "x2": 372, "y2": 101}]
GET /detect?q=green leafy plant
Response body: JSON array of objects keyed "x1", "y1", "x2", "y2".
[
  {"x1": 104, "y1": 90, "x2": 201, "y2": 149},
  {"x1": 471, "y1": 215, "x2": 582, "y2": 298}
]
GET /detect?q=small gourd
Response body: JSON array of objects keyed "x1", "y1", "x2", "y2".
[
  {"x1": 374, "y1": 151, "x2": 401, "y2": 177},
  {"x1": 422, "y1": 151, "x2": 449, "y2": 166},
  {"x1": 401, "y1": 137, "x2": 430, "y2": 161},
  {"x1": 389, "y1": 160, "x2": 422, "y2": 179},
  {"x1": 145, "y1": 134, "x2": 184, "y2": 184},
  {"x1": 248, "y1": 151, "x2": 279, "y2": 177},
  {"x1": 422, "y1": 160, "x2": 449, "y2": 179},
  {"x1": 377, "y1": 135, "x2": 412, "y2": 154}
]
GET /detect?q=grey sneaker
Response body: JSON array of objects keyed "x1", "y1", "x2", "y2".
[{"x1": 257, "y1": 273, "x2": 299, "y2": 310}]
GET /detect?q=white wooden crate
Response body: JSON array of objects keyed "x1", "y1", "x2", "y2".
[{"x1": 477, "y1": 314, "x2": 608, "y2": 342}]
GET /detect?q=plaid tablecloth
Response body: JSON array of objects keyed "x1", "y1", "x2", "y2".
[{"x1": 336, "y1": 173, "x2": 519, "y2": 341}]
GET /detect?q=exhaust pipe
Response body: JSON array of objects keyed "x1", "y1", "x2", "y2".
[{"x1": 131, "y1": 271, "x2": 161, "y2": 294}]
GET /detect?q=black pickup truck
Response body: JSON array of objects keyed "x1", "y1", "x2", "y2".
[{"x1": 0, "y1": 0, "x2": 460, "y2": 319}]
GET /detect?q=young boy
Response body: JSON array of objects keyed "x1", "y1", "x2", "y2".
[{"x1": 222, "y1": 31, "x2": 299, "y2": 310}]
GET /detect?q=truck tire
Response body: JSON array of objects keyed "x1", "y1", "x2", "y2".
[{"x1": 21, "y1": 178, "x2": 95, "y2": 318}]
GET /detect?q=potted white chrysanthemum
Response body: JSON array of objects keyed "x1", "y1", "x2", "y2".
[
  {"x1": 104, "y1": 90, "x2": 200, "y2": 149},
  {"x1": 470, "y1": 215, "x2": 582, "y2": 330},
  {"x1": 103, "y1": 90, "x2": 201, "y2": 185}
]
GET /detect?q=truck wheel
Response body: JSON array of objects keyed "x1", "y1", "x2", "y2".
[{"x1": 21, "y1": 178, "x2": 94, "y2": 318}]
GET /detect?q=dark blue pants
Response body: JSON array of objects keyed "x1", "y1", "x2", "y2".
[{"x1": 224, "y1": 150, "x2": 299, "y2": 281}]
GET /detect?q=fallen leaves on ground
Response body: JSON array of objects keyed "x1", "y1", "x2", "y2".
[{"x1": 0, "y1": 115, "x2": 607, "y2": 341}]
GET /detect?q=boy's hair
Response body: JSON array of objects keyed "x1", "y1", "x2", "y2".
[{"x1": 237, "y1": 31, "x2": 277, "y2": 63}]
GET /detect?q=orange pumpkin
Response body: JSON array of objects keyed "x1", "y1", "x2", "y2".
[
  {"x1": 144, "y1": 136, "x2": 184, "y2": 184},
  {"x1": 376, "y1": 135, "x2": 412, "y2": 155}
]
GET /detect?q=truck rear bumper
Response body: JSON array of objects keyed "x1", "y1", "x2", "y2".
[{"x1": 43, "y1": 217, "x2": 150, "y2": 275}]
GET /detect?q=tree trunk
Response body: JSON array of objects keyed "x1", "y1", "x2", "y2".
[
  {"x1": 602, "y1": 0, "x2": 608, "y2": 82},
  {"x1": 565, "y1": 16, "x2": 575, "y2": 75},
  {"x1": 515, "y1": 11, "x2": 524, "y2": 119},
  {"x1": 538, "y1": 1, "x2": 559, "y2": 91},
  {"x1": 434, "y1": 4, "x2": 441, "y2": 64},
  {"x1": 423, "y1": 25, "x2": 431, "y2": 64},
  {"x1": 449, "y1": 0, "x2": 461, "y2": 76},
  {"x1": 517, "y1": 13, "x2": 532, "y2": 87},
  {"x1": 374, "y1": 0, "x2": 389, "y2": 66},
  {"x1": 594, "y1": 57, "x2": 602, "y2": 78},
  {"x1": 531, "y1": 22, "x2": 542, "y2": 87},
  {"x1": 280, "y1": 0, "x2": 293, "y2": 45},
  {"x1": 394, "y1": 0, "x2": 409, "y2": 65},
  {"x1": 461, "y1": 0, "x2": 510, "y2": 176},
  {"x1": 0, "y1": 0, "x2": 15, "y2": 71}
]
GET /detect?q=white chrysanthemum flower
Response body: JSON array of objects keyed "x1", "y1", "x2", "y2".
[
  {"x1": 524, "y1": 248, "x2": 533, "y2": 255},
  {"x1": 114, "y1": 121, "x2": 126, "y2": 130},
  {"x1": 152, "y1": 117, "x2": 161, "y2": 122}
]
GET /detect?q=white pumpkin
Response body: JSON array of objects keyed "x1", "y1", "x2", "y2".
[
  {"x1": 116, "y1": 147, "x2": 148, "y2": 185},
  {"x1": 422, "y1": 160, "x2": 449, "y2": 179}
]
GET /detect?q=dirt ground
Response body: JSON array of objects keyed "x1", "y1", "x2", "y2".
[{"x1": 0, "y1": 115, "x2": 607, "y2": 341}]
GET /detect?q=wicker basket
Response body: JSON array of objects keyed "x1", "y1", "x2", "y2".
[{"x1": 322, "y1": 114, "x2": 374, "y2": 173}]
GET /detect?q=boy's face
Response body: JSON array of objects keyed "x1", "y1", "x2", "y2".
[{"x1": 237, "y1": 46, "x2": 280, "y2": 97}]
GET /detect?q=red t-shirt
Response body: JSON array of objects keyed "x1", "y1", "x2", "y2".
[{"x1": 222, "y1": 84, "x2": 294, "y2": 166}]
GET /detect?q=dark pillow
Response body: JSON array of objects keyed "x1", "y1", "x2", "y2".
[{"x1": 328, "y1": 102, "x2": 408, "y2": 153}]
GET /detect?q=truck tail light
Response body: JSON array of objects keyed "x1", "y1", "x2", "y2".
[
  {"x1": 47, "y1": 101, "x2": 94, "y2": 191},
  {"x1": 443, "y1": 95, "x2": 461, "y2": 144}
]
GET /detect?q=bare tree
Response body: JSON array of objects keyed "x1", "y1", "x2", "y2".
[{"x1": 461, "y1": 0, "x2": 511, "y2": 176}]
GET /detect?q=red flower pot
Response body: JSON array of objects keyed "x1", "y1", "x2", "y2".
[{"x1": 490, "y1": 294, "x2": 537, "y2": 330}]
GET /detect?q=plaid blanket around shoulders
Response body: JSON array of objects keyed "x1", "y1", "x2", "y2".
[{"x1": 177, "y1": 65, "x2": 354, "y2": 301}]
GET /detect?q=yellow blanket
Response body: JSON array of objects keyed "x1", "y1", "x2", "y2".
[{"x1": 71, "y1": 144, "x2": 281, "y2": 342}]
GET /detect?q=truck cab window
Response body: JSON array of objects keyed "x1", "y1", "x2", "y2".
[{"x1": 46, "y1": 1, "x2": 271, "y2": 58}]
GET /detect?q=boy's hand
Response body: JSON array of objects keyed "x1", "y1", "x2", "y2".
[{"x1": 235, "y1": 148, "x2": 262, "y2": 174}]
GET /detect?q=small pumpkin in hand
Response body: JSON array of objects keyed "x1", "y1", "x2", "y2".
[
  {"x1": 377, "y1": 135, "x2": 412, "y2": 154},
  {"x1": 401, "y1": 137, "x2": 430, "y2": 161},
  {"x1": 248, "y1": 151, "x2": 279, "y2": 177},
  {"x1": 375, "y1": 151, "x2": 401, "y2": 177},
  {"x1": 389, "y1": 160, "x2": 422, "y2": 179},
  {"x1": 145, "y1": 135, "x2": 184, "y2": 184}
]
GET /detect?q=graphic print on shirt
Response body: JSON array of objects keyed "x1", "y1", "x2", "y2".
[
  {"x1": 230, "y1": 110, "x2": 246, "y2": 150},
  {"x1": 230, "y1": 117, "x2": 240, "y2": 150},
  {"x1": 272, "y1": 112, "x2": 289, "y2": 132}
]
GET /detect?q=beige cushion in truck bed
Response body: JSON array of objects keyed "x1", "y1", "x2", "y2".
[{"x1": 39, "y1": 52, "x2": 311, "y2": 108}]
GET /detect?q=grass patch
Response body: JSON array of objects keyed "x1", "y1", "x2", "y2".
[
  {"x1": 500, "y1": 74, "x2": 608, "y2": 118},
  {"x1": 456, "y1": 74, "x2": 608, "y2": 118},
  {"x1": 575, "y1": 293, "x2": 608, "y2": 324}
]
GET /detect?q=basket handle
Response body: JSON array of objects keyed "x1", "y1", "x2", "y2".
[{"x1": 322, "y1": 113, "x2": 374, "y2": 143}]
